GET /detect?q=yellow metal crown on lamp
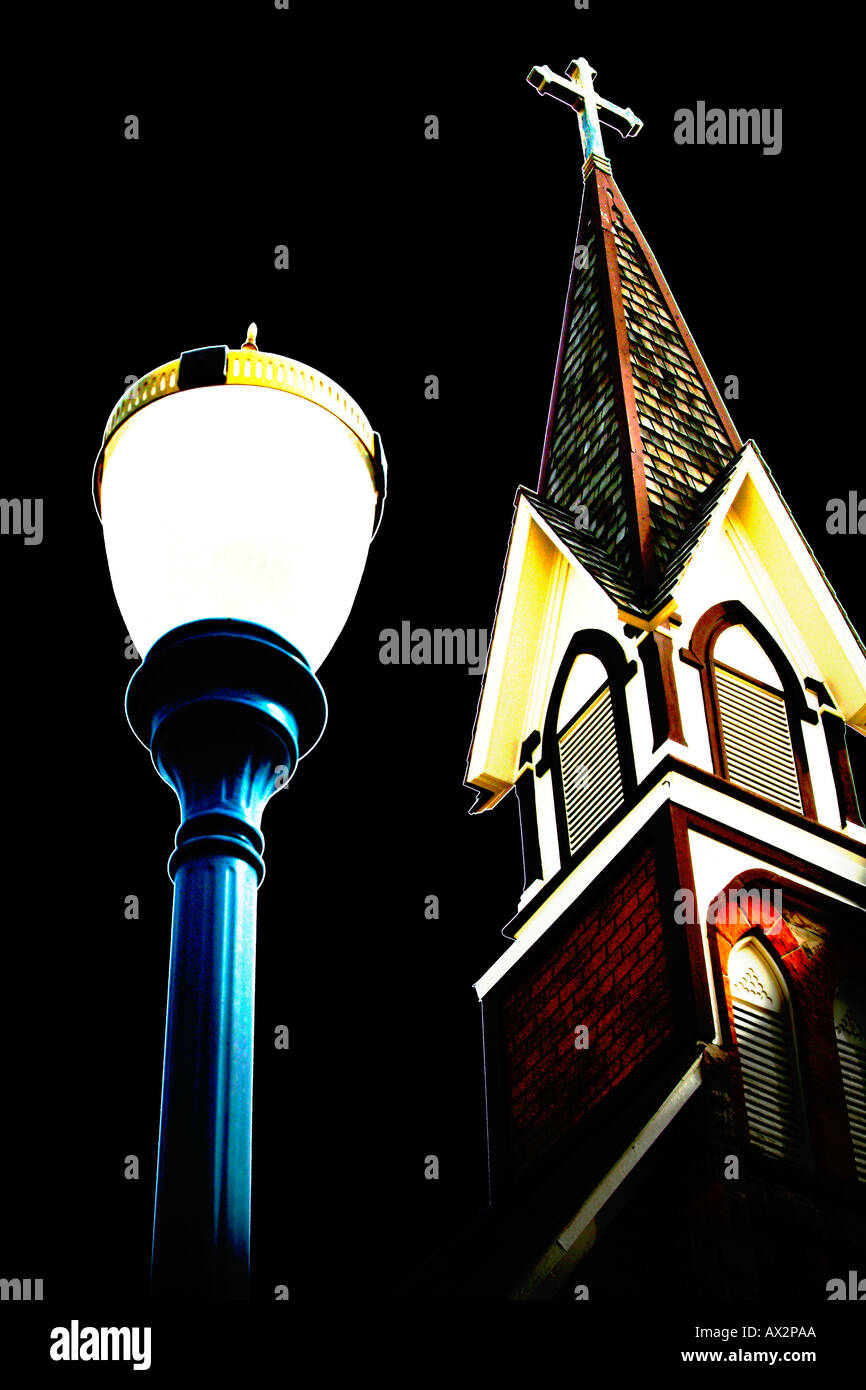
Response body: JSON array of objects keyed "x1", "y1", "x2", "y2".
[{"x1": 93, "y1": 323, "x2": 383, "y2": 523}]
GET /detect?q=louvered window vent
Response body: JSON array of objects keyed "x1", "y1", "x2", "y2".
[
  {"x1": 716, "y1": 664, "x2": 802, "y2": 813},
  {"x1": 558, "y1": 686, "x2": 623, "y2": 857},
  {"x1": 835, "y1": 998, "x2": 866, "y2": 1183},
  {"x1": 730, "y1": 944, "x2": 806, "y2": 1165}
]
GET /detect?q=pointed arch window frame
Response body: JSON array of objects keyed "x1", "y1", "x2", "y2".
[
  {"x1": 681, "y1": 599, "x2": 818, "y2": 820},
  {"x1": 726, "y1": 931, "x2": 813, "y2": 1170},
  {"x1": 537, "y1": 629, "x2": 638, "y2": 865},
  {"x1": 833, "y1": 983, "x2": 866, "y2": 1184},
  {"x1": 701, "y1": 864, "x2": 866, "y2": 1186}
]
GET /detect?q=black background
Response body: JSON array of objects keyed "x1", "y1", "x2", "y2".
[{"x1": 2, "y1": 0, "x2": 864, "y2": 1371}]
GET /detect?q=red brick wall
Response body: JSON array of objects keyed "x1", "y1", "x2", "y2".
[{"x1": 502, "y1": 843, "x2": 676, "y2": 1176}]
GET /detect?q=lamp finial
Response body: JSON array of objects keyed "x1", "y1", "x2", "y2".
[{"x1": 243, "y1": 322, "x2": 258, "y2": 351}]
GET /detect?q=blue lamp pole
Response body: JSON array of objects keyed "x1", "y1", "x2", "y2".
[
  {"x1": 95, "y1": 326, "x2": 385, "y2": 1299},
  {"x1": 125, "y1": 620, "x2": 326, "y2": 1299}
]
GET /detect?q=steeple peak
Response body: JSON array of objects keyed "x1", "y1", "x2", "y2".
[{"x1": 527, "y1": 58, "x2": 742, "y2": 615}]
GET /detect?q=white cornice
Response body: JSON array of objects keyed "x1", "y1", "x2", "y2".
[
  {"x1": 474, "y1": 777, "x2": 673, "y2": 997},
  {"x1": 474, "y1": 771, "x2": 866, "y2": 1000}
]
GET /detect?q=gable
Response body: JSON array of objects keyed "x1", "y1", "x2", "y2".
[
  {"x1": 468, "y1": 442, "x2": 866, "y2": 824},
  {"x1": 466, "y1": 493, "x2": 625, "y2": 808},
  {"x1": 678, "y1": 445, "x2": 866, "y2": 731}
]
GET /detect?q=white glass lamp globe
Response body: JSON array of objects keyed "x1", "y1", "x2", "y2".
[{"x1": 95, "y1": 334, "x2": 385, "y2": 671}]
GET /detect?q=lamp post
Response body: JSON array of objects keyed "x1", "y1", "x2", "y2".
[{"x1": 93, "y1": 326, "x2": 386, "y2": 1298}]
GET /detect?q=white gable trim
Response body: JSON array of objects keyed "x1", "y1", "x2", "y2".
[
  {"x1": 466, "y1": 494, "x2": 621, "y2": 801},
  {"x1": 522, "y1": 499, "x2": 621, "y2": 611},
  {"x1": 723, "y1": 448, "x2": 865, "y2": 726}
]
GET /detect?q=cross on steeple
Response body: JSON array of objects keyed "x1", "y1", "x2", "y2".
[{"x1": 527, "y1": 58, "x2": 642, "y2": 171}]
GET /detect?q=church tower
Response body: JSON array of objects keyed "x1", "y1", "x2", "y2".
[{"x1": 447, "y1": 58, "x2": 866, "y2": 1300}]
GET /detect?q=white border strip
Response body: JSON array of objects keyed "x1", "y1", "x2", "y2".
[
  {"x1": 510, "y1": 1058, "x2": 703, "y2": 1299},
  {"x1": 474, "y1": 776, "x2": 672, "y2": 997}
]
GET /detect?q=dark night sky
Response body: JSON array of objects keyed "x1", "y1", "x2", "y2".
[{"x1": 2, "y1": 0, "x2": 863, "y2": 1368}]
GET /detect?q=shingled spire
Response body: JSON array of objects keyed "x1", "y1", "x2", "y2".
[{"x1": 528, "y1": 59, "x2": 742, "y2": 614}]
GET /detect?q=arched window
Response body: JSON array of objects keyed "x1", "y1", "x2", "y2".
[
  {"x1": 729, "y1": 939, "x2": 808, "y2": 1165},
  {"x1": 539, "y1": 631, "x2": 637, "y2": 863},
  {"x1": 713, "y1": 626, "x2": 802, "y2": 813},
  {"x1": 682, "y1": 600, "x2": 817, "y2": 819},
  {"x1": 557, "y1": 655, "x2": 621, "y2": 857},
  {"x1": 834, "y1": 985, "x2": 866, "y2": 1183}
]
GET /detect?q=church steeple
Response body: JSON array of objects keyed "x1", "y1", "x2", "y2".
[
  {"x1": 528, "y1": 59, "x2": 742, "y2": 614},
  {"x1": 404, "y1": 56, "x2": 866, "y2": 1306}
]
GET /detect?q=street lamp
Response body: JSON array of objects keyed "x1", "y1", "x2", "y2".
[{"x1": 93, "y1": 325, "x2": 386, "y2": 1299}]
